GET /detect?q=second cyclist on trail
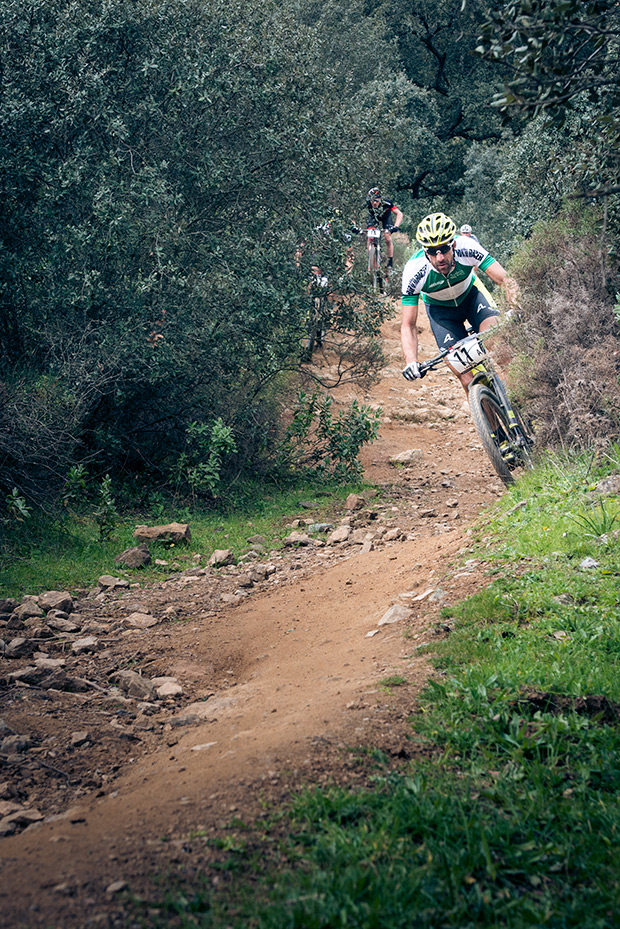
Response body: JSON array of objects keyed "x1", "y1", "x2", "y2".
[
  {"x1": 400, "y1": 212, "x2": 517, "y2": 391},
  {"x1": 365, "y1": 187, "x2": 403, "y2": 274}
]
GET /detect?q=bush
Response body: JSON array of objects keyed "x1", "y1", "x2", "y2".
[
  {"x1": 507, "y1": 208, "x2": 620, "y2": 450},
  {"x1": 0, "y1": 0, "x2": 404, "y2": 510},
  {"x1": 283, "y1": 391, "x2": 381, "y2": 482}
]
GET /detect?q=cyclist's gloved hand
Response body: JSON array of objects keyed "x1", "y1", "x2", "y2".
[
  {"x1": 389, "y1": 225, "x2": 400, "y2": 233},
  {"x1": 402, "y1": 361, "x2": 421, "y2": 381}
]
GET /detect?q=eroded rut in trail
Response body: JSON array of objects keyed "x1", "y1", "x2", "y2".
[{"x1": 1, "y1": 307, "x2": 506, "y2": 928}]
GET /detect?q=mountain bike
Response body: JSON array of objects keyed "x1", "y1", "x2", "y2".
[
  {"x1": 418, "y1": 330, "x2": 534, "y2": 485},
  {"x1": 367, "y1": 226, "x2": 385, "y2": 294},
  {"x1": 303, "y1": 273, "x2": 331, "y2": 359}
]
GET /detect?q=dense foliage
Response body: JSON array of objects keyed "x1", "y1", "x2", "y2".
[
  {"x1": 478, "y1": 0, "x2": 620, "y2": 199},
  {"x1": 0, "y1": 0, "x2": 410, "y2": 510}
]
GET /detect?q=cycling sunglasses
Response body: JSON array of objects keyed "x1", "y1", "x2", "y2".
[{"x1": 425, "y1": 242, "x2": 453, "y2": 256}]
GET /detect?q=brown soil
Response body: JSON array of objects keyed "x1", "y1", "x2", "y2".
[{"x1": 0, "y1": 305, "x2": 506, "y2": 928}]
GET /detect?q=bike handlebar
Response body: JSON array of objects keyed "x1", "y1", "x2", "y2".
[
  {"x1": 418, "y1": 348, "x2": 449, "y2": 377},
  {"x1": 417, "y1": 327, "x2": 496, "y2": 378}
]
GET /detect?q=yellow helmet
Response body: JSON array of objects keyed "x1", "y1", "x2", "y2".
[{"x1": 416, "y1": 213, "x2": 457, "y2": 247}]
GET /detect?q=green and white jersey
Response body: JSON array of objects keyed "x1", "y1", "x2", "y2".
[{"x1": 401, "y1": 236, "x2": 497, "y2": 307}]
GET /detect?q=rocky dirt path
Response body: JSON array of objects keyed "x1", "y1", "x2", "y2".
[{"x1": 0, "y1": 306, "x2": 506, "y2": 928}]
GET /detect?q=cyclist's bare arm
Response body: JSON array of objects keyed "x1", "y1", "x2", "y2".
[
  {"x1": 483, "y1": 260, "x2": 519, "y2": 305},
  {"x1": 392, "y1": 207, "x2": 404, "y2": 228},
  {"x1": 401, "y1": 301, "x2": 419, "y2": 364}
]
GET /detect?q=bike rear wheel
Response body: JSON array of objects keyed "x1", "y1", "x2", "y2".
[{"x1": 468, "y1": 384, "x2": 531, "y2": 485}]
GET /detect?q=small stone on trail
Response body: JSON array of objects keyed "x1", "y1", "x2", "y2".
[
  {"x1": 284, "y1": 532, "x2": 312, "y2": 546},
  {"x1": 123, "y1": 612, "x2": 158, "y2": 629},
  {"x1": 105, "y1": 879, "x2": 128, "y2": 895},
  {"x1": 71, "y1": 731, "x2": 90, "y2": 747},
  {"x1": 345, "y1": 493, "x2": 365, "y2": 511},
  {"x1": 156, "y1": 681, "x2": 184, "y2": 698},
  {"x1": 389, "y1": 448, "x2": 424, "y2": 466},
  {"x1": 377, "y1": 604, "x2": 413, "y2": 626},
  {"x1": 98, "y1": 575, "x2": 130, "y2": 590},
  {"x1": 71, "y1": 636, "x2": 99, "y2": 654},
  {"x1": 113, "y1": 669, "x2": 157, "y2": 701},
  {"x1": 410, "y1": 588, "x2": 435, "y2": 602},
  {"x1": 209, "y1": 549, "x2": 235, "y2": 567},
  {"x1": 326, "y1": 526, "x2": 350, "y2": 544},
  {"x1": 37, "y1": 591, "x2": 74, "y2": 614}
]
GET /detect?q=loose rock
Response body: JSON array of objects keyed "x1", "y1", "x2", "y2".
[
  {"x1": 37, "y1": 591, "x2": 74, "y2": 614},
  {"x1": 377, "y1": 604, "x2": 413, "y2": 627},
  {"x1": 133, "y1": 523, "x2": 191, "y2": 544},
  {"x1": 114, "y1": 545, "x2": 152, "y2": 569}
]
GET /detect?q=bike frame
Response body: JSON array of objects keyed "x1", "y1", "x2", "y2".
[{"x1": 417, "y1": 330, "x2": 533, "y2": 477}]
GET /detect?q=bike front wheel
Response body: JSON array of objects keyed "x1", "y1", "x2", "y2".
[
  {"x1": 368, "y1": 244, "x2": 382, "y2": 293},
  {"x1": 468, "y1": 384, "x2": 531, "y2": 485}
]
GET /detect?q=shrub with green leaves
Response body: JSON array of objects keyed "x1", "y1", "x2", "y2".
[
  {"x1": 174, "y1": 418, "x2": 237, "y2": 501},
  {"x1": 93, "y1": 474, "x2": 118, "y2": 541},
  {"x1": 283, "y1": 390, "x2": 381, "y2": 482}
]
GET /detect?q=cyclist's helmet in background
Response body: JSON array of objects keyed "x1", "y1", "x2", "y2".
[
  {"x1": 368, "y1": 187, "x2": 382, "y2": 201},
  {"x1": 416, "y1": 213, "x2": 457, "y2": 247},
  {"x1": 460, "y1": 224, "x2": 473, "y2": 234}
]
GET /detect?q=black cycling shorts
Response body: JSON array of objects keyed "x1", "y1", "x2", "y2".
[{"x1": 424, "y1": 286, "x2": 499, "y2": 349}]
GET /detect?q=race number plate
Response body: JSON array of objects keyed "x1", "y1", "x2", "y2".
[
  {"x1": 446, "y1": 334, "x2": 486, "y2": 373},
  {"x1": 367, "y1": 227, "x2": 380, "y2": 239}
]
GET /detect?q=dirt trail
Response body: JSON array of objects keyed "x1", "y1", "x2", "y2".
[{"x1": 0, "y1": 305, "x2": 505, "y2": 928}]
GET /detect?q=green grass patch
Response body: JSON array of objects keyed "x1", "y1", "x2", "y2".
[
  {"x1": 379, "y1": 675, "x2": 408, "y2": 691},
  {"x1": 0, "y1": 479, "x2": 369, "y2": 598},
  {"x1": 140, "y1": 449, "x2": 620, "y2": 927}
]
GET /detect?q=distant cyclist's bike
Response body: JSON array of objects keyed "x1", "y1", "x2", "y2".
[
  {"x1": 303, "y1": 274, "x2": 330, "y2": 359},
  {"x1": 366, "y1": 226, "x2": 385, "y2": 294},
  {"x1": 418, "y1": 331, "x2": 534, "y2": 485}
]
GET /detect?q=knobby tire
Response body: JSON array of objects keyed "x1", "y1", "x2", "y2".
[
  {"x1": 368, "y1": 243, "x2": 382, "y2": 293},
  {"x1": 468, "y1": 384, "x2": 516, "y2": 485}
]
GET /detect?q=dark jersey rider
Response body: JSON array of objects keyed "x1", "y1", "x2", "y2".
[{"x1": 366, "y1": 187, "x2": 404, "y2": 270}]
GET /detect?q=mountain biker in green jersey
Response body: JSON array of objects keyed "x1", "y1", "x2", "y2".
[{"x1": 400, "y1": 212, "x2": 518, "y2": 391}]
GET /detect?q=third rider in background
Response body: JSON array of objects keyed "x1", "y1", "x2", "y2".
[
  {"x1": 459, "y1": 223, "x2": 480, "y2": 243},
  {"x1": 400, "y1": 212, "x2": 518, "y2": 391}
]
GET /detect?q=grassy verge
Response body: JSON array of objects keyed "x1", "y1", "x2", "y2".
[
  {"x1": 0, "y1": 479, "x2": 366, "y2": 598},
  {"x1": 142, "y1": 450, "x2": 620, "y2": 927}
]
